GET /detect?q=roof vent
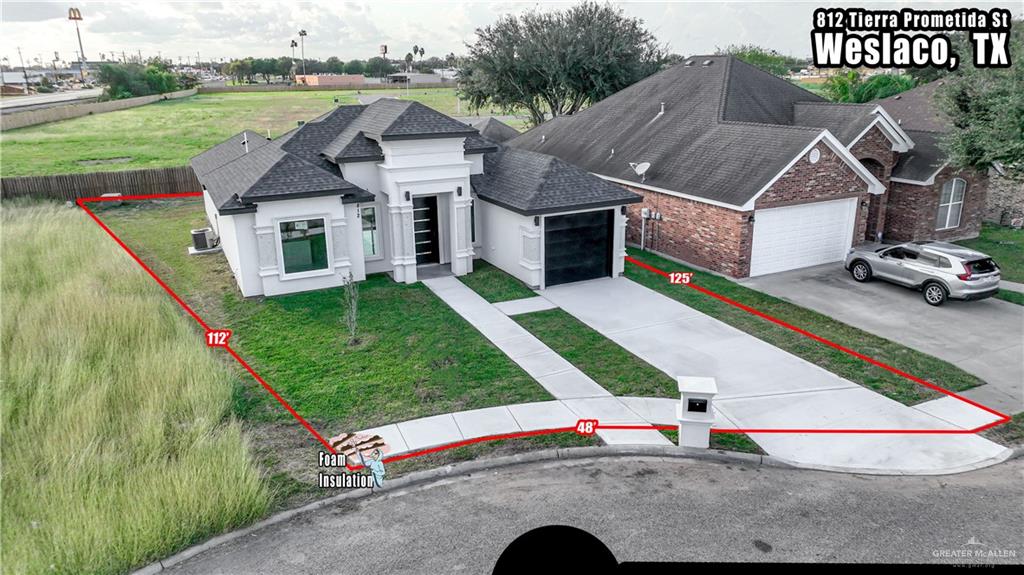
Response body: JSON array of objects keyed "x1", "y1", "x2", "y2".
[
  {"x1": 684, "y1": 60, "x2": 695, "y2": 66},
  {"x1": 540, "y1": 134, "x2": 546, "y2": 143},
  {"x1": 702, "y1": 60, "x2": 713, "y2": 67}
]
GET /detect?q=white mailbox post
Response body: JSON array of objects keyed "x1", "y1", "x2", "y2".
[{"x1": 676, "y1": 376, "x2": 718, "y2": 448}]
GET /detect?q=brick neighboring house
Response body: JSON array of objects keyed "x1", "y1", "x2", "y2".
[
  {"x1": 508, "y1": 56, "x2": 990, "y2": 278},
  {"x1": 875, "y1": 81, "x2": 1020, "y2": 228}
]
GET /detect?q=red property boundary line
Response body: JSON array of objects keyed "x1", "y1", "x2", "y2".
[{"x1": 76, "y1": 194, "x2": 1009, "y2": 471}]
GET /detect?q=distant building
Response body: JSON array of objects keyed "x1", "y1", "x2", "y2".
[
  {"x1": 295, "y1": 74, "x2": 365, "y2": 87},
  {"x1": 386, "y1": 72, "x2": 445, "y2": 85}
]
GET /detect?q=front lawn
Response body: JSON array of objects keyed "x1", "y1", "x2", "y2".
[
  {"x1": 458, "y1": 260, "x2": 537, "y2": 303},
  {"x1": 625, "y1": 249, "x2": 985, "y2": 405},
  {"x1": 957, "y1": 224, "x2": 1024, "y2": 305},
  {"x1": 957, "y1": 223, "x2": 1024, "y2": 282},
  {"x1": 2, "y1": 203, "x2": 268, "y2": 574},
  {"x1": 99, "y1": 200, "x2": 550, "y2": 433},
  {"x1": 514, "y1": 309, "x2": 677, "y2": 397}
]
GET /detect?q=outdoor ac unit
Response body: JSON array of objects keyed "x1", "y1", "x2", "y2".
[{"x1": 191, "y1": 228, "x2": 218, "y2": 251}]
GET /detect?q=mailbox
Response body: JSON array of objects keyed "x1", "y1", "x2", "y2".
[{"x1": 676, "y1": 376, "x2": 717, "y2": 448}]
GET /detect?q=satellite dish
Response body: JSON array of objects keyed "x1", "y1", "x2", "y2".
[{"x1": 629, "y1": 162, "x2": 651, "y2": 182}]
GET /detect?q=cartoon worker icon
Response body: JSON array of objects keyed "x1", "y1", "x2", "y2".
[{"x1": 357, "y1": 448, "x2": 386, "y2": 488}]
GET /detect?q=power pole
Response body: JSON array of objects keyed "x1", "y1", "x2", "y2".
[
  {"x1": 68, "y1": 8, "x2": 86, "y2": 81},
  {"x1": 16, "y1": 46, "x2": 28, "y2": 94}
]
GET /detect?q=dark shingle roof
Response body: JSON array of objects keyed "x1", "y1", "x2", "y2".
[
  {"x1": 322, "y1": 99, "x2": 477, "y2": 161},
  {"x1": 793, "y1": 102, "x2": 877, "y2": 146},
  {"x1": 874, "y1": 81, "x2": 949, "y2": 133},
  {"x1": 892, "y1": 130, "x2": 946, "y2": 181},
  {"x1": 190, "y1": 130, "x2": 271, "y2": 177},
  {"x1": 472, "y1": 146, "x2": 641, "y2": 215},
  {"x1": 194, "y1": 98, "x2": 625, "y2": 216},
  {"x1": 465, "y1": 117, "x2": 521, "y2": 144},
  {"x1": 508, "y1": 56, "x2": 833, "y2": 207},
  {"x1": 193, "y1": 139, "x2": 366, "y2": 213}
]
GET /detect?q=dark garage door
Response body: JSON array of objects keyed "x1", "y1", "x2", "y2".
[{"x1": 544, "y1": 210, "x2": 613, "y2": 287}]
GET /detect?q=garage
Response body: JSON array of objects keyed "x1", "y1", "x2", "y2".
[
  {"x1": 544, "y1": 210, "x2": 613, "y2": 287},
  {"x1": 749, "y1": 198, "x2": 858, "y2": 277}
]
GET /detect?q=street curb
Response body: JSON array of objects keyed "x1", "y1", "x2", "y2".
[
  {"x1": 132, "y1": 441, "x2": 1021, "y2": 574},
  {"x1": 130, "y1": 445, "x2": 785, "y2": 574}
]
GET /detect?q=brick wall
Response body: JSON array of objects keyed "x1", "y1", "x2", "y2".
[
  {"x1": 623, "y1": 185, "x2": 752, "y2": 277},
  {"x1": 622, "y1": 142, "x2": 871, "y2": 278},
  {"x1": 850, "y1": 125, "x2": 897, "y2": 239},
  {"x1": 984, "y1": 173, "x2": 1024, "y2": 224},
  {"x1": 885, "y1": 167, "x2": 988, "y2": 242},
  {"x1": 849, "y1": 124, "x2": 897, "y2": 168}
]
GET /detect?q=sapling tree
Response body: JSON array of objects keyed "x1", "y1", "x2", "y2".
[{"x1": 342, "y1": 273, "x2": 359, "y2": 346}]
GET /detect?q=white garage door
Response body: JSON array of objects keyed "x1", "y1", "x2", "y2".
[{"x1": 749, "y1": 198, "x2": 858, "y2": 277}]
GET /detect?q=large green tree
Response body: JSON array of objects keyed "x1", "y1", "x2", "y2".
[
  {"x1": 937, "y1": 24, "x2": 1023, "y2": 177},
  {"x1": 457, "y1": 1, "x2": 664, "y2": 126},
  {"x1": 716, "y1": 44, "x2": 802, "y2": 77},
  {"x1": 823, "y1": 71, "x2": 916, "y2": 103}
]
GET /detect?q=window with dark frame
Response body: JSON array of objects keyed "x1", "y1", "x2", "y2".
[{"x1": 279, "y1": 218, "x2": 328, "y2": 274}]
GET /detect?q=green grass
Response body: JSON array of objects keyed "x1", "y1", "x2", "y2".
[
  {"x1": 957, "y1": 223, "x2": 1024, "y2": 282},
  {"x1": 514, "y1": 309, "x2": 677, "y2": 397},
  {"x1": 1, "y1": 203, "x2": 269, "y2": 574},
  {"x1": 458, "y1": 260, "x2": 537, "y2": 303},
  {"x1": 625, "y1": 249, "x2": 985, "y2": 405},
  {"x1": 98, "y1": 200, "x2": 550, "y2": 432},
  {"x1": 983, "y1": 413, "x2": 1024, "y2": 447},
  {"x1": 995, "y1": 290, "x2": 1024, "y2": 306},
  {"x1": 0, "y1": 88, "x2": 508, "y2": 178},
  {"x1": 659, "y1": 430, "x2": 765, "y2": 455}
]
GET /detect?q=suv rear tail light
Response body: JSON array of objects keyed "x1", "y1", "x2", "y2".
[{"x1": 957, "y1": 268, "x2": 972, "y2": 281}]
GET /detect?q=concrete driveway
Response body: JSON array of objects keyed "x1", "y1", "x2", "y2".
[
  {"x1": 538, "y1": 277, "x2": 1009, "y2": 474},
  {"x1": 741, "y1": 263, "x2": 1023, "y2": 415}
]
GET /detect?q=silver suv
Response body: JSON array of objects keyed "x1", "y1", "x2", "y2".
[{"x1": 844, "y1": 241, "x2": 1000, "y2": 306}]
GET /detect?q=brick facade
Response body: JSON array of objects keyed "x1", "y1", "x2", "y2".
[
  {"x1": 885, "y1": 166, "x2": 988, "y2": 242},
  {"x1": 849, "y1": 125, "x2": 897, "y2": 240},
  {"x1": 619, "y1": 126, "x2": 991, "y2": 279},
  {"x1": 623, "y1": 186, "x2": 752, "y2": 278},
  {"x1": 984, "y1": 173, "x2": 1024, "y2": 224},
  {"x1": 624, "y1": 142, "x2": 870, "y2": 278}
]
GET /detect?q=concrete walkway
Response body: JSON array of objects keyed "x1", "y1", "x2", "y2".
[
  {"x1": 356, "y1": 397, "x2": 693, "y2": 461},
  {"x1": 538, "y1": 277, "x2": 1011, "y2": 474},
  {"x1": 422, "y1": 277, "x2": 670, "y2": 446},
  {"x1": 1002, "y1": 279, "x2": 1024, "y2": 294}
]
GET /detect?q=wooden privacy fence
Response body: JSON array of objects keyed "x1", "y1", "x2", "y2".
[{"x1": 0, "y1": 166, "x2": 200, "y2": 202}]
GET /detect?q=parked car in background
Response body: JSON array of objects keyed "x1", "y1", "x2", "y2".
[{"x1": 844, "y1": 241, "x2": 1001, "y2": 306}]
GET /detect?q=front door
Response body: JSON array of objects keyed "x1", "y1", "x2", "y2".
[{"x1": 413, "y1": 196, "x2": 440, "y2": 265}]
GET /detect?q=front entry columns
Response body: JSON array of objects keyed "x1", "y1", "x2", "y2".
[
  {"x1": 388, "y1": 199, "x2": 417, "y2": 283},
  {"x1": 451, "y1": 193, "x2": 474, "y2": 276}
]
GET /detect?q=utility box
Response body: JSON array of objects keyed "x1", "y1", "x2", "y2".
[{"x1": 676, "y1": 376, "x2": 717, "y2": 448}]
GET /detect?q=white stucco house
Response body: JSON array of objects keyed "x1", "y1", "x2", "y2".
[{"x1": 190, "y1": 99, "x2": 641, "y2": 297}]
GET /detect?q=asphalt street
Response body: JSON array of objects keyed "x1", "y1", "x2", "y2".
[{"x1": 167, "y1": 455, "x2": 1023, "y2": 572}]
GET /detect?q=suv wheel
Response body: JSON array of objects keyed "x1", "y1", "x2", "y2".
[
  {"x1": 850, "y1": 261, "x2": 872, "y2": 282},
  {"x1": 923, "y1": 282, "x2": 948, "y2": 306}
]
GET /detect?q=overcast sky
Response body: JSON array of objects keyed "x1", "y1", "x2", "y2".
[{"x1": 1, "y1": 1, "x2": 1019, "y2": 67}]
